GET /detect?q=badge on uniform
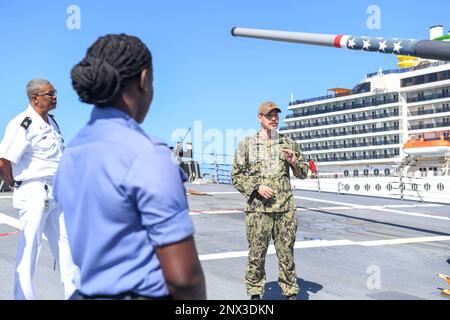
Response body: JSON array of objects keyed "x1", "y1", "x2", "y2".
[
  {"x1": 44, "y1": 184, "x2": 50, "y2": 212},
  {"x1": 44, "y1": 199, "x2": 50, "y2": 212},
  {"x1": 20, "y1": 117, "x2": 32, "y2": 129}
]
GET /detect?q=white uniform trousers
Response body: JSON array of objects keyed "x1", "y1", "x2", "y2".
[{"x1": 13, "y1": 179, "x2": 79, "y2": 300}]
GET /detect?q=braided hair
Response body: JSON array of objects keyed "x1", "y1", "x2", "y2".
[{"x1": 71, "y1": 34, "x2": 152, "y2": 106}]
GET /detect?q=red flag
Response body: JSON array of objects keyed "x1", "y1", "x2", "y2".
[{"x1": 309, "y1": 159, "x2": 317, "y2": 174}]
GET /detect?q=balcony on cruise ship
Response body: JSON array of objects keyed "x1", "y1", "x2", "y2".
[
  {"x1": 407, "y1": 87, "x2": 450, "y2": 103},
  {"x1": 409, "y1": 119, "x2": 450, "y2": 130},
  {"x1": 285, "y1": 94, "x2": 399, "y2": 119},
  {"x1": 286, "y1": 97, "x2": 398, "y2": 119},
  {"x1": 408, "y1": 103, "x2": 450, "y2": 116},
  {"x1": 401, "y1": 67, "x2": 450, "y2": 88},
  {"x1": 308, "y1": 149, "x2": 399, "y2": 163},
  {"x1": 281, "y1": 107, "x2": 400, "y2": 131},
  {"x1": 301, "y1": 135, "x2": 400, "y2": 152},
  {"x1": 288, "y1": 120, "x2": 400, "y2": 141}
]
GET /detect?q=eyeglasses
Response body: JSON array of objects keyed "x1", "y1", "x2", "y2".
[
  {"x1": 262, "y1": 112, "x2": 279, "y2": 120},
  {"x1": 34, "y1": 90, "x2": 57, "y2": 97}
]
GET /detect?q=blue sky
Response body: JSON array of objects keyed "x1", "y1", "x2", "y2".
[{"x1": 1, "y1": 0, "x2": 449, "y2": 164}]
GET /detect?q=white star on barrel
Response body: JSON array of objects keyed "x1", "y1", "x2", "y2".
[
  {"x1": 362, "y1": 39, "x2": 371, "y2": 50},
  {"x1": 378, "y1": 40, "x2": 387, "y2": 52},
  {"x1": 347, "y1": 38, "x2": 356, "y2": 48},
  {"x1": 393, "y1": 41, "x2": 403, "y2": 53}
]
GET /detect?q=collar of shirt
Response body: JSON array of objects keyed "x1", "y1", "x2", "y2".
[
  {"x1": 257, "y1": 129, "x2": 280, "y2": 143},
  {"x1": 90, "y1": 106, "x2": 149, "y2": 139},
  {"x1": 27, "y1": 104, "x2": 50, "y2": 129}
]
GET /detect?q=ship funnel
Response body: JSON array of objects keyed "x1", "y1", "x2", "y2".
[{"x1": 429, "y1": 25, "x2": 444, "y2": 40}]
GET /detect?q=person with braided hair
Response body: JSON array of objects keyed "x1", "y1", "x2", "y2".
[{"x1": 53, "y1": 34, "x2": 206, "y2": 300}]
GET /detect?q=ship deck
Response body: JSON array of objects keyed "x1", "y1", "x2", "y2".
[{"x1": 0, "y1": 184, "x2": 449, "y2": 300}]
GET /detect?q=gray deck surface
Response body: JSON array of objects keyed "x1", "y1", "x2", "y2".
[{"x1": 0, "y1": 184, "x2": 449, "y2": 300}]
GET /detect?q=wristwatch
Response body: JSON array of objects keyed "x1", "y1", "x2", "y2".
[{"x1": 10, "y1": 180, "x2": 21, "y2": 189}]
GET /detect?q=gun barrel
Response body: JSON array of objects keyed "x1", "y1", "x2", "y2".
[{"x1": 231, "y1": 27, "x2": 450, "y2": 61}]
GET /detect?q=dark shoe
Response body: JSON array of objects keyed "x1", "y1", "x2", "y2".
[
  {"x1": 250, "y1": 295, "x2": 261, "y2": 300},
  {"x1": 287, "y1": 294, "x2": 297, "y2": 300}
]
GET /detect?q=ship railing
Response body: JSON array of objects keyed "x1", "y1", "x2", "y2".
[
  {"x1": 286, "y1": 98, "x2": 399, "y2": 117},
  {"x1": 313, "y1": 172, "x2": 394, "y2": 179},
  {"x1": 289, "y1": 94, "x2": 337, "y2": 106},
  {"x1": 282, "y1": 112, "x2": 400, "y2": 131},
  {"x1": 200, "y1": 163, "x2": 232, "y2": 185},
  {"x1": 301, "y1": 140, "x2": 399, "y2": 151},
  {"x1": 443, "y1": 152, "x2": 450, "y2": 175},
  {"x1": 308, "y1": 172, "x2": 449, "y2": 180},
  {"x1": 365, "y1": 67, "x2": 412, "y2": 78},
  {"x1": 407, "y1": 91, "x2": 450, "y2": 103},
  {"x1": 408, "y1": 107, "x2": 450, "y2": 116},
  {"x1": 314, "y1": 154, "x2": 398, "y2": 162},
  {"x1": 292, "y1": 127, "x2": 399, "y2": 140},
  {"x1": 413, "y1": 60, "x2": 449, "y2": 70},
  {"x1": 409, "y1": 122, "x2": 449, "y2": 130},
  {"x1": 295, "y1": 171, "x2": 449, "y2": 204},
  {"x1": 403, "y1": 176, "x2": 424, "y2": 202}
]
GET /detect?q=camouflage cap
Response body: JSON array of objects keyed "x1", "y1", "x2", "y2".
[{"x1": 258, "y1": 101, "x2": 281, "y2": 115}]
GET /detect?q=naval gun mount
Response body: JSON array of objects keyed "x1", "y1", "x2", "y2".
[{"x1": 231, "y1": 27, "x2": 450, "y2": 61}]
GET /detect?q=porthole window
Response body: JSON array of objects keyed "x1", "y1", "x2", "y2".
[
  {"x1": 344, "y1": 170, "x2": 349, "y2": 177},
  {"x1": 411, "y1": 183, "x2": 418, "y2": 191},
  {"x1": 424, "y1": 183, "x2": 431, "y2": 191},
  {"x1": 387, "y1": 183, "x2": 393, "y2": 191},
  {"x1": 384, "y1": 168, "x2": 390, "y2": 176},
  {"x1": 374, "y1": 169, "x2": 379, "y2": 176},
  {"x1": 354, "y1": 184, "x2": 360, "y2": 191},
  {"x1": 345, "y1": 184, "x2": 350, "y2": 191},
  {"x1": 364, "y1": 184, "x2": 370, "y2": 191},
  {"x1": 375, "y1": 184, "x2": 381, "y2": 191},
  {"x1": 363, "y1": 169, "x2": 369, "y2": 176},
  {"x1": 353, "y1": 170, "x2": 359, "y2": 177},
  {"x1": 437, "y1": 183, "x2": 444, "y2": 191}
]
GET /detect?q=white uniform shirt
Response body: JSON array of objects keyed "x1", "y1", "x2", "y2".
[{"x1": 0, "y1": 105, "x2": 64, "y2": 182}]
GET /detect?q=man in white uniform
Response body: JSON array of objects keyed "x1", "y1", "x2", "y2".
[{"x1": 0, "y1": 79, "x2": 78, "y2": 299}]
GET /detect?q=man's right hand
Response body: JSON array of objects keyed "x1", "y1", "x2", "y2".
[
  {"x1": 257, "y1": 185, "x2": 276, "y2": 199},
  {"x1": 0, "y1": 159, "x2": 14, "y2": 190}
]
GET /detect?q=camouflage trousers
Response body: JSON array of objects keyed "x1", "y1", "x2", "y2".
[{"x1": 245, "y1": 210, "x2": 299, "y2": 297}]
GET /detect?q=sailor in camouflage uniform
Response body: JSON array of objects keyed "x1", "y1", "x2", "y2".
[{"x1": 231, "y1": 101, "x2": 308, "y2": 300}]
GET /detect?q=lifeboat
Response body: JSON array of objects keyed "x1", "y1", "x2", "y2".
[{"x1": 403, "y1": 136, "x2": 450, "y2": 157}]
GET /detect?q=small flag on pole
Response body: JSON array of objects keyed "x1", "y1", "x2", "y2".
[{"x1": 309, "y1": 159, "x2": 317, "y2": 177}]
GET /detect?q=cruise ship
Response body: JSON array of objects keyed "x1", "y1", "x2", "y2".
[{"x1": 280, "y1": 25, "x2": 450, "y2": 204}]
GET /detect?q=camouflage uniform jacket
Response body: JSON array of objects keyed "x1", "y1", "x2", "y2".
[{"x1": 231, "y1": 131, "x2": 308, "y2": 213}]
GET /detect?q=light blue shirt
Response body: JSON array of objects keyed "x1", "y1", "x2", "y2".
[{"x1": 54, "y1": 107, "x2": 194, "y2": 297}]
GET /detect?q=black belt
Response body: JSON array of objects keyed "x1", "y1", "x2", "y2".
[
  {"x1": 69, "y1": 290, "x2": 172, "y2": 300},
  {"x1": 13, "y1": 179, "x2": 53, "y2": 188}
]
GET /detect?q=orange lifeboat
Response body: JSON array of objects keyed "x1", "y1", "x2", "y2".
[{"x1": 403, "y1": 135, "x2": 450, "y2": 156}]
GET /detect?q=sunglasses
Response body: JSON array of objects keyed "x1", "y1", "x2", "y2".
[{"x1": 34, "y1": 90, "x2": 57, "y2": 97}]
